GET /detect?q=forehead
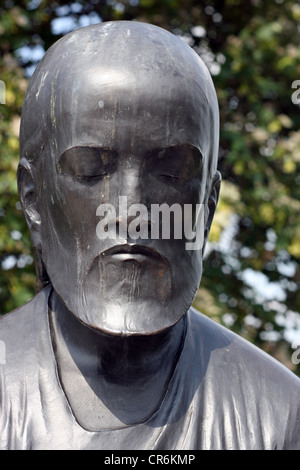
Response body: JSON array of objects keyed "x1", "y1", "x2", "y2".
[
  {"x1": 20, "y1": 22, "x2": 218, "y2": 169},
  {"x1": 51, "y1": 65, "x2": 211, "y2": 159}
]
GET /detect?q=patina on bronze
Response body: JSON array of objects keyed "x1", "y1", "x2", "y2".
[{"x1": 1, "y1": 21, "x2": 300, "y2": 450}]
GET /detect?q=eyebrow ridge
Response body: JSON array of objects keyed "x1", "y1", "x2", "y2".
[
  {"x1": 58, "y1": 144, "x2": 204, "y2": 164},
  {"x1": 58, "y1": 145, "x2": 109, "y2": 162},
  {"x1": 150, "y1": 144, "x2": 204, "y2": 163}
]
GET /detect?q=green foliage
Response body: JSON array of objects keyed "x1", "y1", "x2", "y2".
[{"x1": 1, "y1": 0, "x2": 300, "y2": 372}]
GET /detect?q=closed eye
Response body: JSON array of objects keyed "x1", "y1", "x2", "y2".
[
  {"x1": 58, "y1": 146, "x2": 117, "y2": 186},
  {"x1": 146, "y1": 144, "x2": 203, "y2": 184},
  {"x1": 75, "y1": 173, "x2": 107, "y2": 183},
  {"x1": 160, "y1": 174, "x2": 180, "y2": 180}
]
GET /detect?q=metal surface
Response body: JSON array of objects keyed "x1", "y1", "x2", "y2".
[{"x1": 0, "y1": 21, "x2": 300, "y2": 449}]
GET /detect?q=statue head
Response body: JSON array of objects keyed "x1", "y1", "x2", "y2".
[{"x1": 18, "y1": 21, "x2": 220, "y2": 336}]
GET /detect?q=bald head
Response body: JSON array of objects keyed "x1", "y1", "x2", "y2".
[{"x1": 20, "y1": 21, "x2": 219, "y2": 177}]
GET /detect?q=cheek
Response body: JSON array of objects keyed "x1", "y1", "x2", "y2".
[
  {"x1": 43, "y1": 178, "x2": 101, "y2": 239},
  {"x1": 146, "y1": 176, "x2": 203, "y2": 208}
]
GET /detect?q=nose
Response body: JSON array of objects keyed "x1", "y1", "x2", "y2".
[
  {"x1": 116, "y1": 167, "x2": 151, "y2": 241},
  {"x1": 119, "y1": 167, "x2": 142, "y2": 207}
]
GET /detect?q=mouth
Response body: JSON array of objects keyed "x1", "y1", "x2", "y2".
[
  {"x1": 100, "y1": 243, "x2": 164, "y2": 261},
  {"x1": 87, "y1": 243, "x2": 168, "y2": 274},
  {"x1": 86, "y1": 243, "x2": 173, "y2": 301}
]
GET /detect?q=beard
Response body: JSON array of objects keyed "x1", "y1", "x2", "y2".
[{"x1": 49, "y1": 242, "x2": 201, "y2": 336}]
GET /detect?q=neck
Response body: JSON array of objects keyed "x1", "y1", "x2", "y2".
[{"x1": 48, "y1": 289, "x2": 187, "y2": 429}]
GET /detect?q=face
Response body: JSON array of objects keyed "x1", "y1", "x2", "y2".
[{"x1": 26, "y1": 25, "x2": 218, "y2": 336}]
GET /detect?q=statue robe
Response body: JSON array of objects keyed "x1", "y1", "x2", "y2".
[{"x1": 1, "y1": 285, "x2": 300, "y2": 450}]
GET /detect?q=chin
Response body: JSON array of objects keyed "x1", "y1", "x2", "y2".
[
  {"x1": 50, "y1": 255, "x2": 202, "y2": 336},
  {"x1": 68, "y1": 285, "x2": 196, "y2": 337}
]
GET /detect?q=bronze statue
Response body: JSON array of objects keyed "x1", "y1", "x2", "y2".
[{"x1": 1, "y1": 21, "x2": 300, "y2": 450}]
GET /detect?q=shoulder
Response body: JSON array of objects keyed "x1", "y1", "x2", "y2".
[
  {"x1": 0, "y1": 286, "x2": 52, "y2": 450},
  {"x1": 187, "y1": 306, "x2": 300, "y2": 390},
  {"x1": 0, "y1": 286, "x2": 52, "y2": 374},
  {"x1": 186, "y1": 307, "x2": 300, "y2": 449},
  {"x1": 0, "y1": 286, "x2": 51, "y2": 342},
  {"x1": 188, "y1": 306, "x2": 299, "y2": 382}
]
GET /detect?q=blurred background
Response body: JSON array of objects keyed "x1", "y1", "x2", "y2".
[{"x1": 1, "y1": 0, "x2": 300, "y2": 374}]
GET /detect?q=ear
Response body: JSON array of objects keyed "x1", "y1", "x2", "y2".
[
  {"x1": 17, "y1": 159, "x2": 50, "y2": 293},
  {"x1": 203, "y1": 170, "x2": 221, "y2": 254},
  {"x1": 17, "y1": 158, "x2": 42, "y2": 254}
]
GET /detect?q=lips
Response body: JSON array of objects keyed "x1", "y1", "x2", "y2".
[
  {"x1": 87, "y1": 243, "x2": 168, "y2": 275},
  {"x1": 100, "y1": 243, "x2": 164, "y2": 260}
]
